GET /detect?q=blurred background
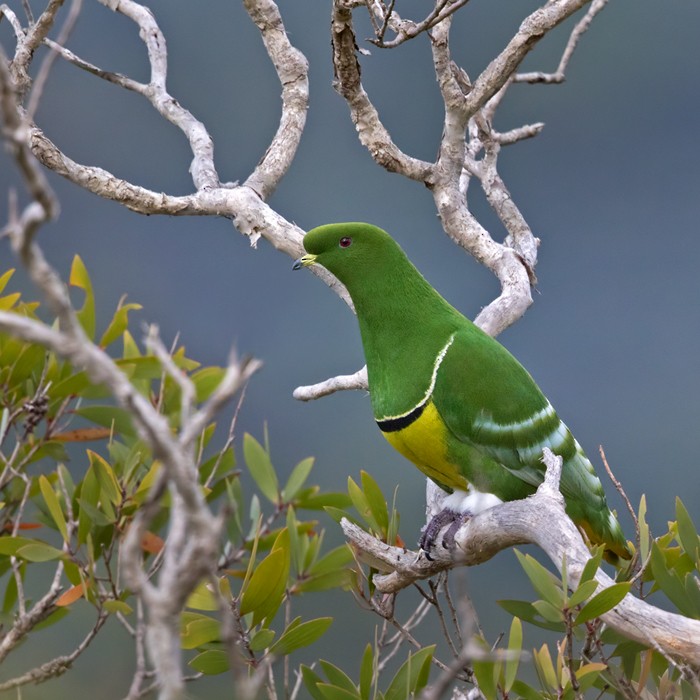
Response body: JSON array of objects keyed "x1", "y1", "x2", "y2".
[{"x1": 1, "y1": 0, "x2": 699, "y2": 696}]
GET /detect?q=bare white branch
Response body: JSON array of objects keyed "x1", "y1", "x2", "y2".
[
  {"x1": 342, "y1": 449, "x2": 700, "y2": 666},
  {"x1": 515, "y1": 0, "x2": 610, "y2": 84},
  {"x1": 242, "y1": 0, "x2": 309, "y2": 199},
  {"x1": 293, "y1": 366, "x2": 368, "y2": 401}
]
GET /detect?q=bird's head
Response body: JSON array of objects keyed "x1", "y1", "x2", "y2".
[{"x1": 293, "y1": 223, "x2": 400, "y2": 286}]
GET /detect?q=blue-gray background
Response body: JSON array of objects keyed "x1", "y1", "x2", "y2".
[{"x1": 1, "y1": 0, "x2": 699, "y2": 697}]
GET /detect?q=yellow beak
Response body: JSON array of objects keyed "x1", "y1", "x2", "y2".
[{"x1": 292, "y1": 253, "x2": 317, "y2": 270}]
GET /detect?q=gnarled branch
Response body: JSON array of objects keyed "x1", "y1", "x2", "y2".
[{"x1": 342, "y1": 449, "x2": 700, "y2": 666}]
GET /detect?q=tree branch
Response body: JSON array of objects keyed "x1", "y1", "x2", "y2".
[{"x1": 342, "y1": 449, "x2": 700, "y2": 666}]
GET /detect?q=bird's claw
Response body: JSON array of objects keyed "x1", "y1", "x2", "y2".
[{"x1": 419, "y1": 508, "x2": 472, "y2": 559}]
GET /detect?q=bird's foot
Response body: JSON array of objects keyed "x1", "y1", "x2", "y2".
[{"x1": 419, "y1": 508, "x2": 472, "y2": 560}]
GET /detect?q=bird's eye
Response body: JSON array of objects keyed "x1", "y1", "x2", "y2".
[{"x1": 339, "y1": 237, "x2": 352, "y2": 248}]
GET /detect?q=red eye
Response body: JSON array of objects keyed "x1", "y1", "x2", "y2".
[{"x1": 339, "y1": 237, "x2": 352, "y2": 248}]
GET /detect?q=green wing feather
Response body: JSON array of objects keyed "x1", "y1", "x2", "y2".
[{"x1": 432, "y1": 327, "x2": 630, "y2": 559}]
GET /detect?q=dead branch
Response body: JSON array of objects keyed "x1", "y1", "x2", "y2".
[{"x1": 342, "y1": 449, "x2": 700, "y2": 667}]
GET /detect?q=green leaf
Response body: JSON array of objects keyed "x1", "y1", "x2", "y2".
[
  {"x1": 472, "y1": 658, "x2": 499, "y2": 700},
  {"x1": 16, "y1": 543, "x2": 64, "y2": 562},
  {"x1": 676, "y1": 498, "x2": 700, "y2": 562},
  {"x1": 39, "y1": 475, "x2": 68, "y2": 542},
  {"x1": 301, "y1": 665, "x2": 330, "y2": 700},
  {"x1": 297, "y1": 491, "x2": 352, "y2": 510},
  {"x1": 360, "y1": 471, "x2": 388, "y2": 535},
  {"x1": 510, "y1": 680, "x2": 546, "y2": 700},
  {"x1": 359, "y1": 644, "x2": 375, "y2": 700},
  {"x1": 295, "y1": 569, "x2": 353, "y2": 594},
  {"x1": 70, "y1": 255, "x2": 96, "y2": 340},
  {"x1": 103, "y1": 600, "x2": 133, "y2": 615},
  {"x1": 533, "y1": 644, "x2": 557, "y2": 691},
  {"x1": 189, "y1": 649, "x2": 229, "y2": 675},
  {"x1": 638, "y1": 495, "x2": 650, "y2": 565},
  {"x1": 384, "y1": 645, "x2": 435, "y2": 700},
  {"x1": 181, "y1": 615, "x2": 220, "y2": 649},
  {"x1": 0, "y1": 268, "x2": 15, "y2": 295},
  {"x1": 504, "y1": 616, "x2": 522, "y2": 692},
  {"x1": 249, "y1": 628, "x2": 276, "y2": 652},
  {"x1": 283, "y1": 457, "x2": 314, "y2": 502},
  {"x1": 186, "y1": 581, "x2": 219, "y2": 611},
  {"x1": 498, "y1": 599, "x2": 565, "y2": 633},
  {"x1": 650, "y1": 541, "x2": 696, "y2": 616},
  {"x1": 89, "y1": 450, "x2": 121, "y2": 507},
  {"x1": 574, "y1": 582, "x2": 631, "y2": 625},
  {"x1": 579, "y1": 546, "x2": 604, "y2": 584},
  {"x1": 316, "y1": 685, "x2": 361, "y2": 700},
  {"x1": 243, "y1": 433, "x2": 279, "y2": 503},
  {"x1": 240, "y1": 543, "x2": 289, "y2": 626},
  {"x1": 0, "y1": 536, "x2": 39, "y2": 556},
  {"x1": 269, "y1": 616, "x2": 332, "y2": 656},
  {"x1": 348, "y1": 477, "x2": 380, "y2": 533},
  {"x1": 100, "y1": 302, "x2": 142, "y2": 348},
  {"x1": 567, "y1": 578, "x2": 599, "y2": 609},
  {"x1": 319, "y1": 661, "x2": 358, "y2": 693},
  {"x1": 191, "y1": 366, "x2": 226, "y2": 402},
  {"x1": 514, "y1": 550, "x2": 563, "y2": 607},
  {"x1": 532, "y1": 599, "x2": 564, "y2": 623}
]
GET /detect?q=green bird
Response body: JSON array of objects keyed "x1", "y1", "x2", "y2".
[{"x1": 294, "y1": 222, "x2": 630, "y2": 562}]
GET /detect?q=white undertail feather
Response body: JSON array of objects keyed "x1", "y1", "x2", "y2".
[{"x1": 443, "y1": 488, "x2": 503, "y2": 515}]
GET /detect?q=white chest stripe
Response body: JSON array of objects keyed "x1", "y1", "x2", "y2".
[{"x1": 377, "y1": 333, "x2": 456, "y2": 422}]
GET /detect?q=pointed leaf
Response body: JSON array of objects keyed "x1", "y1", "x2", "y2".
[
  {"x1": 181, "y1": 615, "x2": 220, "y2": 649},
  {"x1": 638, "y1": 495, "x2": 651, "y2": 565},
  {"x1": 574, "y1": 582, "x2": 631, "y2": 625},
  {"x1": 239, "y1": 546, "x2": 288, "y2": 625},
  {"x1": 39, "y1": 475, "x2": 68, "y2": 542},
  {"x1": 514, "y1": 550, "x2": 563, "y2": 606},
  {"x1": 100, "y1": 302, "x2": 142, "y2": 348},
  {"x1": 579, "y1": 546, "x2": 604, "y2": 584},
  {"x1": 384, "y1": 645, "x2": 435, "y2": 700},
  {"x1": 650, "y1": 541, "x2": 695, "y2": 615},
  {"x1": 269, "y1": 617, "x2": 332, "y2": 656},
  {"x1": 347, "y1": 477, "x2": 380, "y2": 533},
  {"x1": 533, "y1": 644, "x2": 558, "y2": 690},
  {"x1": 283, "y1": 457, "x2": 314, "y2": 502},
  {"x1": 498, "y1": 599, "x2": 565, "y2": 632},
  {"x1": 104, "y1": 600, "x2": 133, "y2": 615},
  {"x1": 70, "y1": 255, "x2": 96, "y2": 339},
  {"x1": 360, "y1": 471, "x2": 388, "y2": 534},
  {"x1": 504, "y1": 617, "x2": 522, "y2": 692},
  {"x1": 472, "y1": 658, "x2": 499, "y2": 700},
  {"x1": 189, "y1": 649, "x2": 229, "y2": 675},
  {"x1": 0, "y1": 268, "x2": 15, "y2": 294},
  {"x1": 319, "y1": 660, "x2": 358, "y2": 693},
  {"x1": 676, "y1": 498, "x2": 700, "y2": 562},
  {"x1": 243, "y1": 433, "x2": 279, "y2": 503},
  {"x1": 359, "y1": 644, "x2": 375, "y2": 700},
  {"x1": 15, "y1": 543, "x2": 64, "y2": 562},
  {"x1": 301, "y1": 665, "x2": 329, "y2": 700},
  {"x1": 55, "y1": 583, "x2": 86, "y2": 607},
  {"x1": 568, "y1": 579, "x2": 599, "y2": 609}
]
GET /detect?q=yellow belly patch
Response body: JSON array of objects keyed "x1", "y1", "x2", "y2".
[{"x1": 382, "y1": 401, "x2": 467, "y2": 492}]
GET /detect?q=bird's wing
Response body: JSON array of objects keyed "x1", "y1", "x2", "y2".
[{"x1": 431, "y1": 328, "x2": 608, "y2": 509}]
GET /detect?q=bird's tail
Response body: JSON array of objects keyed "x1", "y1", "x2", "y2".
[{"x1": 579, "y1": 510, "x2": 632, "y2": 565}]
